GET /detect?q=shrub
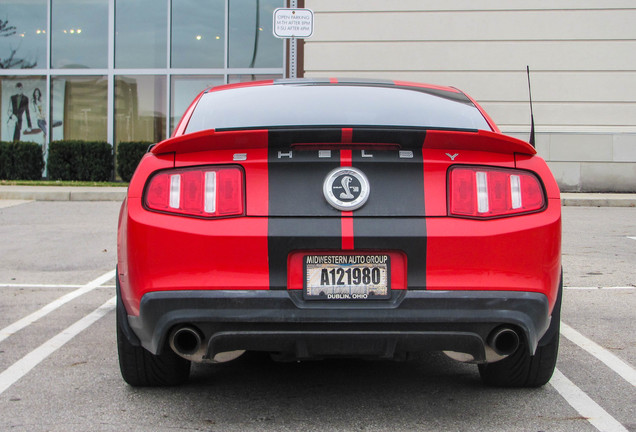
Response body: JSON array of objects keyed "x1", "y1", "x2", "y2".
[
  {"x1": 0, "y1": 141, "x2": 44, "y2": 180},
  {"x1": 117, "y1": 141, "x2": 151, "y2": 182},
  {"x1": 48, "y1": 140, "x2": 113, "y2": 181}
]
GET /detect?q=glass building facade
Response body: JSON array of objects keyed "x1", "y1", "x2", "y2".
[{"x1": 0, "y1": 0, "x2": 285, "y2": 157}]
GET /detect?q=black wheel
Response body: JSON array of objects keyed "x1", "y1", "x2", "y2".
[
  {"x1": 116, "y1": 282, "x2": 190, "y2": 387},
  {"x1": 478, "y1": 275, "x2": 562, "y2": 388}
]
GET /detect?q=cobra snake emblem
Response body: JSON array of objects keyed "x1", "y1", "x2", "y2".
[{"x1": 339, "y1": 176, "x2": 355, "y2": 199}]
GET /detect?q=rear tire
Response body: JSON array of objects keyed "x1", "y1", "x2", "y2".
[
  {"x1": 478, "y1": 275, "x2": 562, "y2": 388},
  {"x1": 116, "y1": 291, "x2": 190, "y2": 387}
]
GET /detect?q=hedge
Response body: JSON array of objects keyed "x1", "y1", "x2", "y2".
[
  {"x1": 0, "y1": 141, "x2": 44, "y2": 180},
  {"x1": 47, "y1": 140, "x2": 113, "y2": 181},
  {"x1": 117, "y1": 141, "x2": 151, "y2": 182}
]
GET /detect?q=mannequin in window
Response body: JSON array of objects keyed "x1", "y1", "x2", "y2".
[{"x1": 8, "y1": 82, "x2": 32, "y2": 142}]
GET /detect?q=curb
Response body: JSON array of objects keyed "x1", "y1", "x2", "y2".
[
  {"x1": 0, "y1": 186, "x2": 127, "y2": 202},
  {"x1": 0, "y1": 187, "x2": 635, "y2": 207},
  {"x1": 560, "y1": 193, "x2": 636, "y2": 208}
]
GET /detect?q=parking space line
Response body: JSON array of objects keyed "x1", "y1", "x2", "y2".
[
  {"x1": 565, "y1": 286, "x2": 635, "y2": 290},
  {"x1": 0, "y1": 296, "x2": 116, "y2": 396},
  {"x1": 0, "y1": 284, "x2": 84, "y2": 288},
  {"x1": 0, "y1": 284, "x2": 115, "y2": 289},
  {"x1": 0, "y1": 270, "x2": 115, "y2": 344},
  {"x1": 0, "y1": 200, "x2": 33, "y2": 209},
  {"x1": 551, "y1": 369, "x2": 628, "y2": 432},
  {"x1": 561, "y1": 322, "x2": 636, "y2": 386}
]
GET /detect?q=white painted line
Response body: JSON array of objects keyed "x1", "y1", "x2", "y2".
[
  {"x1": 551, "y1": 369, "x2": 628, "y2": 432},
  {"x1": 565, "y1": 286, "x2": 635, "y2": 290},
  {"x1": 628, "y1": 237, "x2": 636, "y2": 241},
  {"x1": 561, "y1": 322, "x2": 636, "y2": 387},
  {"x1": 0, "y1": 270, "x2": 115, "y2": 344},
  {"x1": 0, "y1": 200, "x2": 33, "y2": 209},
  {"x1": 0, "y1": 296, "x2": 116, "y2": 396},
  {"x1": 0, "y1": 284, "x2": 84, "y2": 289},
  {"x1": 0, "y1": 283, "x2": 115, "y2": 289}
]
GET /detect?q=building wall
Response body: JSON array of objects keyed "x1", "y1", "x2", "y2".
[{"x1": 304, "y1": 0, "x2": 636, "y2": 192}]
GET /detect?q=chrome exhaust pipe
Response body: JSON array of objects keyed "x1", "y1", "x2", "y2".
[
  {"x1": 169, "y1": 326, "x2": 203, "y2": 356},
  {"x1": 488, "y1": 327, "x2": 520, "y2": 356}
]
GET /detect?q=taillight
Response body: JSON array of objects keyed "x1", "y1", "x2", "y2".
[
  {"x1": 449, "y1": 166, "x2": 545, "y2": 218},
  {"x1": 144, "y1": 166, "x2": 244, "y2": 218}
]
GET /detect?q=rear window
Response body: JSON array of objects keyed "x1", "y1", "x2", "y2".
[{"x1": 185, "y1": 84, "x2": 492, "y2": 133}]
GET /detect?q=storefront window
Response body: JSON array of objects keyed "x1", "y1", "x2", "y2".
[
  {"x1": 51, "y1": 0, "x2": 108, "y2": 69},
  {"x1": 115, "y1": 0, "x2": 167, "y2": 68},
  {"x1": 115, "y1": 75, "x2": 166, "y2": 144},
  {"x1": 4, "y1": 0, "x2": 285, "y2": 158},
  {"x1": 51, "y1": 76, "x2": 107, "y2": 141},
  {"x1": 171, "y1": 0, "x2": 225, "y2": 69},
  {"x1": 0, "y1": 1, "x2": 47, "y2": 69},
  {"x1": 229, "y1": 0, "x2": 283, "y2": 68},
  {"x1": 0, "y1": 76, "x2": 47, "y2": 144},
  {"x1": 170, "y1": 75, "x2": 223, "y2": 133}
]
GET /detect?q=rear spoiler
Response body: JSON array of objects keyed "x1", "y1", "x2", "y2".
[
  {"x1": 151, "y1": 127, "x2": 536, "y2": 156},
  {"x1": 424, "y1": 129, "x2": 536, "y2": 155}
]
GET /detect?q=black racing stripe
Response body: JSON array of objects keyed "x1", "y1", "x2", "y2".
[
  {"x1": 267, "y1": 128, "x2": 343, "y2": 290},
  {"x1": 267, "y1": 149, "x2": 341, "y2": 216},
  {"x1": 353, "y1": 218, "x2": 427, "y2": 290},
  {"x1": 268, "y1": 218, "x2": 343, "y2": 290},
  {"x1": 267, "y1": 129, "x2": 342, "y2": 216},
  {"x1": 350, "y1": 148, "x2": 425, "y2": 217},
  {"x1": 351, "y1": 128, "x2": 427, "y2": 289},
  {"x1": 266, "y1": 128, "x2": 428, "y2": 290}
]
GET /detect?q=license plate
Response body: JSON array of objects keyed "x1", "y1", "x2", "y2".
[{"x1": 304, "y1": 254, "x2": 391, "y2": 300}]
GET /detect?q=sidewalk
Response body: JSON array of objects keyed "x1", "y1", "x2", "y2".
[
  {"x1": 0, "y1": 186, "x2": 127, "y2": 202},
  {"x1": 0, "y1": 185, "x2": 634, "y2": 207}
]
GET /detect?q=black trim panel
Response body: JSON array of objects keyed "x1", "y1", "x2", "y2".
[{"x1": 128, "y1": 290, "x2": 551, "y2": 360}]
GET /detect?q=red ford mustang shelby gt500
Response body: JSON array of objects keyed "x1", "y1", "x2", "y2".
[{"x1": 117, "y1": 79, "x2": 561, "y2": 388}]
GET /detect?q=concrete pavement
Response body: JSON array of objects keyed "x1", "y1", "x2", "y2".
[{"x1": 0, "y1": 185, "x2": 635, "y2": 206}]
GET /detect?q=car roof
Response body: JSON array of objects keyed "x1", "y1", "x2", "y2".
[{"x1": 205, "y1": 78, "x2": 471, "y2": 104}]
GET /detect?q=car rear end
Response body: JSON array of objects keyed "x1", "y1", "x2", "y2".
[{"x1": 116, "y1": 79, "x2": 561, "y2": 387}]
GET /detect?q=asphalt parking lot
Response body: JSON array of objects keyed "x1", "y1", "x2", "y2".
[{"x1": 0, "y1": 201, "x2": 634, "y2": 432}]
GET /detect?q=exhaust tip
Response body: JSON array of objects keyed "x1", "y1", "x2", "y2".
[
  {"x1": 170, "y1": 326, "x2": 202, "y2": 356},
  {"x1": 488, "y1": 327, "x2": 520, "y2": 356}
]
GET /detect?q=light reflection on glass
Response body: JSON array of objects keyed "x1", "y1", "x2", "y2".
[
  {"x1": 51, "y1": 0, "x2": 108, "y2": 68},
  {"x1": 171, "y1": 0, "x2": 224, "y2": 68},
  {"x1": 115, "y1": 0, "x2": 167, "y2": 68}
]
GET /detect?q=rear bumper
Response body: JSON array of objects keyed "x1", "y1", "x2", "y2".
[{"x1": 124, "y1": 289, "x2": 550, "y2": 362}]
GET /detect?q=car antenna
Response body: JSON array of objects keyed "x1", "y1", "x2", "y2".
[{"x1": 526, "y1": 65, "x2": 536, "y2": 147}]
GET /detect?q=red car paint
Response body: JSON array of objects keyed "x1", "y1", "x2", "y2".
[{"x1": 117, "y1": 80, "x2": 561, "y2": 385}]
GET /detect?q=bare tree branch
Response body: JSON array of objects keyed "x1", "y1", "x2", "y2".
[
  {"x1": 0, "y1": 19, "x2": 17, "y2": 37},
  {"x1": 0, "y1": 19, "x2": 37, "y2": 68}
]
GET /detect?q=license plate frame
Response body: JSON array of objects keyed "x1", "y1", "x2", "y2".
[{"x1": 303, "y1": 254, "x2": 391, "y2": 300}]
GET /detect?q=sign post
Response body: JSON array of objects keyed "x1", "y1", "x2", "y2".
[{"x1": 273, "y1": 6, "x2": 314, "y2": 79}]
